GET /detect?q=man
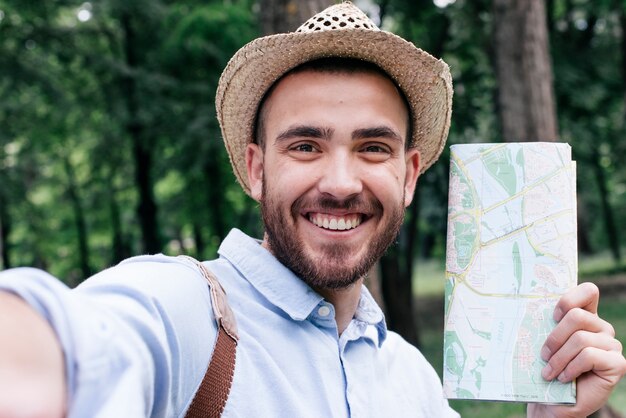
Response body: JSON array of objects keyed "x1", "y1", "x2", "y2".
[{"x1": 0, "y1": 3, "x2": 624, "y2": 417}]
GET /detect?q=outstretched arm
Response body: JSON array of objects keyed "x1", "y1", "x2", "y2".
[
  {"x1": 527, "y1": 282, "x2": 626, "y2": 418},
  {"x1": 0, "y1": 291, "x2": 66, "y2": 418}
]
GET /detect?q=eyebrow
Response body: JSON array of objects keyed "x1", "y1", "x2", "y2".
[
  {"x1": 352, "y1": 126, "x2": 404, "y2": 143},
  {"x1": 275, "y1": 125, "x2": 334, "y2": 143}
]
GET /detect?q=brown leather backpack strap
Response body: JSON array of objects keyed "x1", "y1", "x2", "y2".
[
  {"x1": 179, "y1": 256, "x2": 238, "y2": 418},
  {"x1": 185, "y1": 326, "x2": 237, "y2": 417}
]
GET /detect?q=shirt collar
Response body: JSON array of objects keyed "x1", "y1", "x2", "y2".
[
  {"x1": 354, "y1": 285, "x2": 387, "y2": 346},
  {"x1": 218, "y1": 228, "x2": 388, "y2": 344},
  {"x1": 218, "y1": 228, "x2": 323, "y2": 321}
]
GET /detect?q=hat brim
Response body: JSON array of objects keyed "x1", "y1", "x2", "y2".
[{"x1": 216, "y1": 28, "x2": 453, "y2": 196}]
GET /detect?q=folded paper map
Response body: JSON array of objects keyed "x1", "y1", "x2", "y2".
[{"x1": 443, "y1": 142, "x2": 577, "y2": 404}]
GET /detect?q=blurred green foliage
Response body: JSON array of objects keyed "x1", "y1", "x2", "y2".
[
  {"x1": 0, "y1": 0, "x2": 260, "y2": 283},
  {"x1": 0, "y1": 0, "x2": 624, "y2": 286}
]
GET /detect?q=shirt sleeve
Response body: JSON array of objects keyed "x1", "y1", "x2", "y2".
[{"x1": 0, "y1": 255, "x2": 218, "y2": 418}]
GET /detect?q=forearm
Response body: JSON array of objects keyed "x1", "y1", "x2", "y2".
[{"x1": 0, "y1": 291, "x2": 66, "y2": 418}]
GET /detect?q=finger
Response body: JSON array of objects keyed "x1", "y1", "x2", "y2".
[
  {"x1": 542, "y1": 307, "x2": 616, "y2": 361},
  {"x1": 541, "y1": 330, "x2": 622, "y2": 381},
  {"x1": 553, "y1": 282, "x2": 599, "y2": 321},
  {"x1": 553, "y1": 347, "x2": 626, "y2": 384}
]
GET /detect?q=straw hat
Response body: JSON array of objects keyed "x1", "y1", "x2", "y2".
[{"x1": 216, "y1": 1, "x2": 453, "y2": 195}]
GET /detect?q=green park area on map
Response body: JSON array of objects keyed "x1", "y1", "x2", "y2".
[{"x1": 443, "y1": 142, "x2": 577, "y2": 404}]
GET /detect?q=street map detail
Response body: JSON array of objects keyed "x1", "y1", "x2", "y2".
[{"x1": 443, "y1": 142, "x2": 577, "y2": 404}]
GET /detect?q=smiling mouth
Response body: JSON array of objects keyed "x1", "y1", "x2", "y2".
[{"x1": 307, "y1": 213, "x2": 364, "y2": 231}]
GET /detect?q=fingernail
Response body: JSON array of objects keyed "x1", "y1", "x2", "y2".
[
  {"x1": 554, "y1": 307, "x2": 564, "y2": 322},
  {"x1": 557, "y1": 371, "x2": 568, "y2": 382},
  {"x1": 542, "y1": 364, "x2": 553, "y2": 380},
  {"x1": 540, "y1": 345, "x2": 551, "y2": 361}
]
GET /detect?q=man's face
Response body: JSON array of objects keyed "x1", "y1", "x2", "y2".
[{"x1": 246, "y1": 70, "x2": 420, "y2": 291}]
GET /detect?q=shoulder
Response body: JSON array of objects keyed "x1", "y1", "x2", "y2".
[
  {"x1": 84, "y1": 254, "x2": 208, "y2": 288},
  {"x1": 78, "y1": 255, "x2": 213, "y2": 308}
]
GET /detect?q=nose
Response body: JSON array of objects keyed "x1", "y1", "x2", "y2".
[{"x1": 316, "y1": 151, "x2": 363, "y2": 199}]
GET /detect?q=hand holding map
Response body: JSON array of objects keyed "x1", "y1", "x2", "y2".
[{"x1": 529, "y1": 282, "x2": 626, "y2": 417}]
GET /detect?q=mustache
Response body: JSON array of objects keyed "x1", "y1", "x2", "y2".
[{"x1": 292, "y1": 194, "x2": 383, "y2": 215}]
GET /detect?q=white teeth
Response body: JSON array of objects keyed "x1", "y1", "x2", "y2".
[{"x1": 308, "y1": 214, "x2": 362, "y2": 231}]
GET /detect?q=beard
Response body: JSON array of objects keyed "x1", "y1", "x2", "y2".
[{"x1": 260, "y1": 183, "x2": 406, "y2": 291}]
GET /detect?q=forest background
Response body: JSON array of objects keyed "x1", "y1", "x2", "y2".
[{"x1": 0, "y1": 0, "x2": 625, "y2": 416}]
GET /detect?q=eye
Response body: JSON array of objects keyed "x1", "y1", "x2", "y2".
[
  {"x1": 360, "y1": 143, "x2": 392, "y2": 154},
  {"x1": 359, "y1": 142, "x2": 394, "y2": 162},
  {"x1": 291, "y1": 143, "x2": 317, "y2": 152},
  {"x1": 363, "y1": 144, "x2": 388, "y2": 153},
  {"x1": 286, "y1": 142, "x2": 321, "y2": 160}
]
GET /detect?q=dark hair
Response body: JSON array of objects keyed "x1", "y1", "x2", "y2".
[{"x1": 253, "y1": 57, "x2": 412, "y2": 150}]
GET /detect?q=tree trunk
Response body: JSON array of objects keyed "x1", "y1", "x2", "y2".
[
  {"x1": 576, "y1": 195, "x2": 593, "y2": 255},
  {"x1": 121, "y1": 12, "x2": 161, "y2": 254},
  {"x1": 590, "y1": 149, "x2": 621, "y2": 263},
  {"x1": 203, "y1": 152, "x2": 227, "y2": 243},
  {"x1": 622, "y1": 10, "x2": 626, "y2": 125},
  {"x1": 493, "y1": 0, "x2": 558, "y2": 141},
  {"x1": 193, "y1": 222, "x2": 205, "y2": 258},
  {"x1": 0, "y1": 192, "x2": 10, "y2": 270},
  {"x1": 380, "y1": 251, "x2": 420, "y2": 347},
  {"x1": 107, "y1": 174, "x2": 131, "y2": 265},
  {"x1": 63, "y1": 158, "x2": 91, "y2": 281},
  {"x1": 132, "y1": 138, "x2": 161, "y2": 254},
  {"x1": 259, "y1": 0, "x2": 334, "y2": 35},
  {"x1": 405, "y1": 197, "x2": 419, "y2": 286},
  {"x1": 545, "y1": 0, "x2": 555, "y2": 33},
  {"x1": 379, "y1": 192, "x2": 421, "y2": 347}
]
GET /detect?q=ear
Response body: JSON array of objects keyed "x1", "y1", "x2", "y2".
[
  {"x1": 403, "y1": 148, "x2": 421, "y2": 207},
  {"x1": 246, "y1": 143, "x2": 264, "y2": 201}
]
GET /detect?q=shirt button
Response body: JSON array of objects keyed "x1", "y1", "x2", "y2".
[{"x1": 318, "y1": 305, "x2": 331, "y2": 317}]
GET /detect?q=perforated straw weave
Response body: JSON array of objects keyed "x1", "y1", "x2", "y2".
[
  {"x1": 216, "y1": 2, "x2": 453, "y2": 195},
  {"x1": 296, "y1": 3, "x2": 379, "y2": 32}
]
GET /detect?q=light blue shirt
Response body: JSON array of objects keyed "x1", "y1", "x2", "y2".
[{"x1": 0, "y1": 228, "x2": 458, "y2": 417}]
